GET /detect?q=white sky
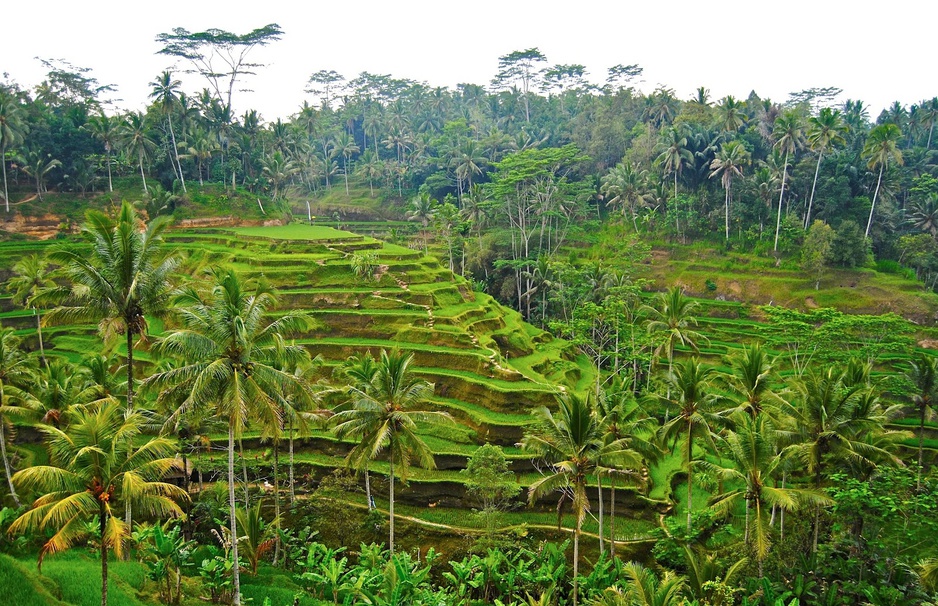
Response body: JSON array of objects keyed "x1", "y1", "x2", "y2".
[{"x1": 3, "y1": 1, "x2": 935, "y2": 123}]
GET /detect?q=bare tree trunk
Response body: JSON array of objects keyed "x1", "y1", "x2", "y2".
[
  {"x1": 34, "y1": 308, "x2": 46, "y2": 367},
  {"x1": 0, "y1": 411, "x2": 21, "y2": 507},
  {"x1": 774, "y1": 153, "x2": 789, "y2": 252},
  {"x1": 100, "y1": 512, "x2": 108, "y2": 606},
  {"x1": 597, "y1": 471, "x2": 604, "y2": 556},
  {"x1": 289, "y1": 418, "x2": 296, "y2": 503},
  {"x1": 228, "y1": 426, "x2": 242, "y2": 606},
  {"x1": 240, "y1": 439, "x2": 250, "y2": 507},
  {"x1": 865, "y1": 163, "x2": 885, "y2": 238},
  {"x1": 365, "y1": 466, "x2": 372, "y2": 510},
  {"x1": 389, "y1": 454, "x2": 395, "y2": 555},
  {"x1": 273, "y1": 440, "x2": 280, "y2": 566},
  {"x1": 805, "y1": 152, "x2": 823, "y2": 229},
  {"x1": 686, "y1": 430, "x2": 693, "y2": 533},
  {"x1": 609, "y1": 476, "x2": 616, "y2": 557}
]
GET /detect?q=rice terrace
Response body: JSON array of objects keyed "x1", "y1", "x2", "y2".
[{"x1": 0, "y1": 19, "x2": 937, "y2": 606}]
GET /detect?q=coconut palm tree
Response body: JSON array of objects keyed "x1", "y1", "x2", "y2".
[
  {"x1": 334, "y1": 131, "x2": 360, "y2": 194},
  {"x1": 16, "y1": 147, "x2": 62, "y2": 201},
  {"x1": 596, "y1": 562, "x2": 686, "y2": 606},
  {"x1": 522, "y1": 392, "x2": 636, "y2": 606},
  {"x1": 7, "y1": 254, "x2": 55, "y2": 366},
  {"x1": 333, "y1": 352, "x2": 380, "y2": 509},
  {"x1": 601, "y1": 162, "x2": 653, "y2": 231},
  {"x1": 0, "y1": 91, "x2": 28, "y2": 212},
  {"x1": 0, "y1": 329, "x2": 34, "y2": 507},
  {"x1": 658, "y1": 358, "x2": 724, "y2": 532},
  {"x1": 150, "y1": 71, "x2": 187, "y2": 194},
  {"x1": 702, "y1": 414, "x2": 830, "y2": 575},
  {"x1": 785, "y1": 363, "x2": 903, "y2": 552},
  {"x1": 720, "y1": 343, "x2": 784, "y2": 421},
  {"x1": 645, "y1": 287, "x2": 708, "y2": 378},
  {"x1": 772, "y1": 110, "x2": 805, "y2": 252},
  {"x1": 862, "y1": 123, "x2": 904, "y2": 238},
  {"x1": 118, "y1": 111, "x2": 157, "y2": 193},
  {"x1": 9, "y1": 399, "x2": 187, "y2": 606},
  {"x1": 710, "y1": 140, "x2": 750, "y2": 240},
  {"x1": 332, "y1": 349, "x2": 452, "y2": 556},
  {"x1": 804, "y1": 108, "x2": 847, "y2": 228},
  {"x1": 45, "y1": 201, "x2": 176, "y2": 417},
  {"x1": 906, "y1": 354, "x2": 938, "y2": 491},
  {"x1": 717, "y1": 95, "x2": 747, "y2": 134},
  {"x1": 656, "y1": 127, "x2": 693, "y2": 199},
  {"x1": 596, "y1": 382, "x2": 658, "y2": 557},
  {"x1": 147, "y1": 269, "x2": 311, "y2": 606},
  {"x1": 83, "y1": 113, "x2": 120, "y2": 192}
]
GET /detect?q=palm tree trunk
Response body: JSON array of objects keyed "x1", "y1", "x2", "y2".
[
  {"x1": 0, "y1": 412, "x2": 21, "y2": 507},
  {"x1": 100, "y1": 511, "x2": 108, "y2": 606},
  {"x1": 273, "y1": 440, "x2": 280, "y2": 566},
  {"x1": 125, "y1": 330, "x2": 134, "y2": 532},
  {"x1": 365, "y1": 466, "x2": 372, "y2": 510},
  {"x1": 139, "y1": 153, "x2": 148, "y2": 194},
  {"x1": 167, "y1": 116, "x2": 186, "y2": 194},
  {"x1": 597, "y1": 471, "x2": 604, "y2": 556},
  {"x1": 34, "y1": 307, "x2": 46, "y2": 367},
  {"x1": 609, "y1": 476, "x2": 616, "y2": 557},
  {"x1": 865, "y1": 163, "x2": 885, "y2": 238},
  {"x1": 343, "y1": 158, "x2": 349, "y2": 194},
  {"x1": 686, "y1": 429, "x2": 693, "y2": 533},
  {"x1": 289, "y1": 418, "x2": 295, "y2": 504},
  {"x1": 918, "y1": 404, "x2": 927, "y2": 491},
  {"x1": 3, "y1": 144, "x2": 11, "y2": 212},
  {"x1": 228, "y1": 425, "x2": 242, "y2": 606},
  {"x1": 240, "y1": 439, "x2": 250, "y2": 507},
  {"x1": 780, "y1": 472, "x2": 786, "y2": 541},
  {"x1": 389, "y1": 455, "x2": 395, "y2": 555},
  {"x1": 774, "y1": 153, "x2": 789, "y2": 252},
  {"x1": 126, "y1": 330, "x2": 134, "y2": 412},
  {"x1": 573, "y1": 508, "x2": 581, "y2": 606},
  {"x1": 806, "y1": 152, "x2": 823, "y2": 229},
  {"x1": 106, "y1": 150, "x2": 113, "y2": 192},
  {"x1": 724, "y1": 184, "x2": 731, "y2": 240}
]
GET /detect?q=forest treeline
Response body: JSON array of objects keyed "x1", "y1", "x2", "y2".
[{"x1": 3, "y1": 41, "x2": 938, "y2": 304}]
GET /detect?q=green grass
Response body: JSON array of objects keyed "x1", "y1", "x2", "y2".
[
  {"x1": 0, "y1": 554, "x2": 68, "y2": 606},
  {"x1": 227, "y1": 224, "x2": 365, "y2": 241},
  {"x1": 36, "y1": 551, "x2": 148, "y2": 606}
]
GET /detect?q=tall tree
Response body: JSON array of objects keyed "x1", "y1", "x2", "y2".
[
  {"x1": 118, "y1": 112, "x2": 157, "y2": 193},
  {"x1": 772, "y1": 110, "x2": 805, "y2": 252},
  {"x1": 658, "y1": 358, "x2": 723, "y2": 532},
  {"x1": 657, "y1": 127, "x2": 694, "y2": 199},
  {"x1": 46, "y1": 201, "x2": 176, "y2": 416},
  {"x1": 522, "y1": 392, "x2": 632, "y2": 606},
  {"x1": 8, "y1": 254, "x2": 55, "y2": 365},
  {"x1": 785, "y1": 363, "x2": 903, "y2": 551},
  {"x1": 709, "y1": 140, "x2": 750, "y2": 240},
  {"x1": 9, "y1": 400, "x2": 186, "y2": 606},
  {"x1": 0, "y1": 329, "x2": 33, "y2": 507},
  {"x1": 906, "y1": 354, "x2": 938, "y2": 491},
  {"x1": 156, "y1": 24, "x2": 283, "y2": 114},
  {"x1": 0, "y1": 91, "x2": 28, "y2": 212},
  {"x1": 645, "y1": 287, "x2": 707, "y2": 378},
  {"x1": 703, "y1": 414, "x2": 830, "y2": 574},
  {"x1": 332, "y1": 349, "x2": 451, "y2": 555},
  {"x1": 150, "y1": 71, "x2": 187, "y2": 194},
  {"x1": 804, "y1": 108, "x2": 847, "y2": 228},
  {"x1": 148, "y1": 269, "x2": 310, "y2": 606},
  {"x1": 83, "y1": 113, "x2": 119, "y2": 192},
  {"x1": 492, "y1": 48, "x2": 547, "y2": 123},
  {"x1": 862, "y1": 123, "x2": 903, "y2": 238}
]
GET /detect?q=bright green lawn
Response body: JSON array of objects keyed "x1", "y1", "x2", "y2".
[{"x1": 227, "y1": 224, "x2": 362, "y2": 241}]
